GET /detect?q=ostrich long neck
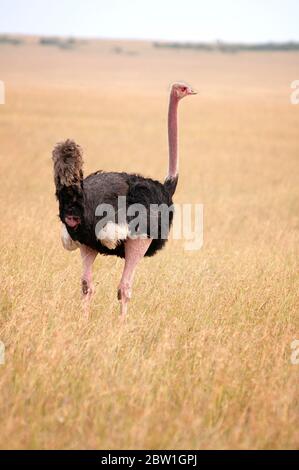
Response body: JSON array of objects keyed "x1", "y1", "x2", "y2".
[{"x1": 168, "y1": 92, "x2": 179, "y2": 178}]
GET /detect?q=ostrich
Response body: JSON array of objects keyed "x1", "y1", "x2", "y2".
[{"x1": 52, "y1": 82, "x2": 197, "y2": 318}]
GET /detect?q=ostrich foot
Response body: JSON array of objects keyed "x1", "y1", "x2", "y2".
[
  {"x1": 81, "y1": 279, "x2": 94, "y2": 318},
  {"x1": 117, "y1": 282, "x2": 131, "y2": 320}
]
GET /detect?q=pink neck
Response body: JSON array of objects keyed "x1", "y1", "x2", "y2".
[{"x1": 168, "y1": 92, "x2": 179, "y2": 178}]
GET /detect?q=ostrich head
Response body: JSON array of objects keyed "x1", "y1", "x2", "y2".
[{"x1": 171, "y1": 82, "x2": 197, "y2": 100}]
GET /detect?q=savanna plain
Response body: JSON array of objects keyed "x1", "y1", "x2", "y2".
[{"x1": 0, "y1": 38, "x2": 298, "y2": 449}]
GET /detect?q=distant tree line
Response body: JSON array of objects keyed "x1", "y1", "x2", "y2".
[
  {"x1": 39, "y1": 37, "x2": 76, "y2": 49},
  {"x1": 0, "y1": 35, "x2": 77, "y2": 49},
  {"x1": 0, "y1": 35, "x2": 23, "y2": 45},
  {"x1": 153, "y1": 40, "x2": 299, "y2": 53},
  {"x1": 1, "y1": 35, "x2": 298, "y2": 53}
]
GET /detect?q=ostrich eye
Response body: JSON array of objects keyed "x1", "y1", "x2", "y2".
[{"x1": 181, "y1": 87, "x2": 187, "y2": 92}]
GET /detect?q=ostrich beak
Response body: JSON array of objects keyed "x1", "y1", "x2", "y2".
[{"x1": 189, "y1": 88, "x2": 198, "y2": 95}]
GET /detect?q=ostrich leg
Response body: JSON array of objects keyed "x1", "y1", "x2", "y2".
[
  {"x1": 80, "y1": 245, "x2": 97, "y2": 316},
  {"x1": 118, "y1": 237, "x2": 152, "y2": 319}
]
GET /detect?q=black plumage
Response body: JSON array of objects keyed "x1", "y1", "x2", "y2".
[{"x1": 53, "y1": 140, "x2": 177, "y2": 258}]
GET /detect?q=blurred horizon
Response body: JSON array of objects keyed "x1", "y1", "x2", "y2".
[
  {"x1": 1, "y1": 33, "x2": 299, "y2": 46},
  {"x1": 0, "y1": 0, "x2": 299, "y2": 43}
]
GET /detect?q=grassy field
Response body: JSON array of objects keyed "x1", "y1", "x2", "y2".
[{"x1": 0, "y1": 38, "x2": 298, "y2": 449}]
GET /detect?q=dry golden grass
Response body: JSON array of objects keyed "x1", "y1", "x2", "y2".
[{"x1": 0, "y1": 39, "x2": 298, "y2": 449}]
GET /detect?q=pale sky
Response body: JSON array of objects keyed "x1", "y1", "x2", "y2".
[{"x1": 0, "y1": 0, "x2": 298, "y2": 43}]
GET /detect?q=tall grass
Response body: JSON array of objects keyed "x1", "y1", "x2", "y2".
[{"x1": 0, "y1": 40, "x2": 298, "y2": 449}]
